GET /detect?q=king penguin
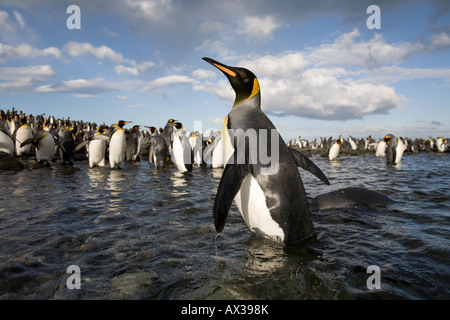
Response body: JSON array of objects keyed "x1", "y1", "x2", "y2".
[
  {"x1": 0, "y1": 110, "x2": 15, "y2": 155},
  {"x1": 126, "y1": 125, "x2": 142, "y2": 161},
  {"x1": 384, "y1": 134, "x2": 405, "y2": 165},
  {"x1": 171, "y1": 122, "x2": 193, "y2": 172},
  {"x1": 20, "y1": 125, "x2": 59, "y2": 164},
  {"x1": 74, "y1": 125, "x2": 110, "y2": 168},
  {"x1": 146, "y1": 126, "x2": 169, "y2": 168},
  {"x1": 328, "y1": 140, "x2": 341, "y2": 161},
  {"x1": 14, "y1": 115, "x2": 33, "y2": 158},
  {"x1": 203, "y1": 57, "x2": 330, "y2": 245},
  {"x1": 109, "y1": 120, "x2": 131, "y2": 169}
]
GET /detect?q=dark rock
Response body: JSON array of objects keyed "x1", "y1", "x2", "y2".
[{"x1": 0, "y1": 151, "x2": 24, "y2": 171}]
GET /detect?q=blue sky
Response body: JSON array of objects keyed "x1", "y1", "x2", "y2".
[{"x1": 0, "y1": 0, "x2": 449, "y2": 141}]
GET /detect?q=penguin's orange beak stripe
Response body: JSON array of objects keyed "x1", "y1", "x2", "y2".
[{"x1": 213, "y1": 63, "x2": 236, "y2": 77}]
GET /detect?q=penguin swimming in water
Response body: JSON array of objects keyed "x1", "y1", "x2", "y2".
[
  {"x1": 203, "y1": 57, "x2": 330, "y2": 245},
  {"x1": 109, "y1": 120, "x2": 130, "y2": 169},
  {"x1": 308, "y1": 187, "x2": 391, "y2": 212}
]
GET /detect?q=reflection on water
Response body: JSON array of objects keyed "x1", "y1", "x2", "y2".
[{"x1": 0, "y1": 152, "x2": 449, "y2": 299}]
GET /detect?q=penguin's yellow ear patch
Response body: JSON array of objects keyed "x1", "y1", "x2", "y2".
[
  {"x1": 213, "y1": 63, "x2": 236, "y2": 77},
  {"x1": 251, "y1": 78, "x2": 260, "y2": 97}
]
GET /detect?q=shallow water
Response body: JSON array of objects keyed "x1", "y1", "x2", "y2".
[{"x1": 0, "y1": 152, "x2": 449, "y2": 300}]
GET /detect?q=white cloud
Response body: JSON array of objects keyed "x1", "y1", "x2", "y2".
[
  {"x1": 239, "y1": 53, "x2": 308, "y2": 78},
  {"x1": 63, "y1": 42, "x2": 124, "y2": 63},
  {"x1": 116, "y1": 95, "x2": 128, "y2": 100},
  {"x1": 13, "y1": 11, "x2": 25, "y2": 30},
  {"x1": 192, "y1": 68, "x2": 217, "y2": 80},
  {"x1": 0, "y1": 65, "x2": 55, "y2": 92},
  {"x1": 122, "y1": 0, "x2": 173, "y2": 22},
  {"x1": 237, "y1": 15, "x2": 281, "y2": 40},
  {"x1": 115, "y1": 65, "x2": 139, "y2": 76},
  {"x1": 0, "y1": 42, "x2": 67, "y2": 63},
  {"x1": 306, "y1": 29, "x2": 424, "y2": 68},
  {"x1": 353, "y1": 66, "x2": 450, "y2": 84},
  {"x1": 140, "y1": 75, "x2": 198, "y2": 91},
  {"x1": 74, "y1": 94, "x2": 100, "y2": 98},
  {"x1": 0, "y1": 11, "x2": 15, "y2": 32},
  {"x1": 131, "y1": 60, "x2": 156, "y2": 71},
  {"x1": 115, "y1": 60, "x2": 156, "y2": 76},
  {"x1": 196, "y1": 33, "x2": 407, "y2": 120},
  {"x1": 208, "y1": 115, "x2": 223, "y2": 124},
  {"x1": 34, "y1": 77, "x2": 143, "y2": 96}
]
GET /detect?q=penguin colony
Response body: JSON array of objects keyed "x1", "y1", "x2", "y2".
[
  {"x1": 2, "y1": 109, "x2": 445, "y2": 169},
  {"x1": 288, "y1": 134, "x2": 449, "y2": 164},
  {"x1": 1, "y1": 58, "x2": 449, "y2": 246}
]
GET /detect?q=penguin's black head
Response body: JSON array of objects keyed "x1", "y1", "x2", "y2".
[
  {"x1": 173, "y1": 122, "x2": 183, "y2": 130},
  {"x1": 117, "y1": 120, "x2": 131, "y2": 128},
  {"x1": 384, "y1": 134, "x2": 393, "y2": 144},
  {"x1": 145, "y1": 126, "x2": 157, "y2": 134},
  {"x1": 203, "y1": 57, "x2": 260, "y2": 107},
  {"x1": 97, "y1": 125, "x2": 107, "y2": 134}
]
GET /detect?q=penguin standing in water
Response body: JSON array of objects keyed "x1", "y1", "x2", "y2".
[
  {"x1": 126, "y1": 125, "x2": 142, "y2": 161},
  {"x1": 436, "y1": 137, "x2": 448, "y2": 152},
  {"x1": 375, "y1": 138, "x2": 387, "y2": 157},
  {"x1": 74, "y1": 125, "x2": 110, "y2": 168},
  {"x1": 203, "y1": 130, "x2": 224, "y2": 168},
  {"x1": 14, "y1": 115, "x2": 33, "y2": 158},
  {"x1": 60, "y1": 125, "x2": 77, "y2": 165},
  {"x1": 171, "y1": 122, "x2": 193, "y2": 172},
  {"x1": 146, "y1": 126, "x2": 169, "y2": 168},
  {"x1": 384, "y1": 134, "x2": 405, "y2": 165},
  {"x1": 328, "y1": 140, "x2": 341, "y2": 161},
  {"x1": 203, "y1": 57, "x2": 329, "y2": 245},
  {"x1": 109, "y1": 120, "x2": 130, "y2": 169}
]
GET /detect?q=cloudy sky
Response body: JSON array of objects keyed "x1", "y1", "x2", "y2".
[{"x1": 0, "y1": 0, "x2": 449, "y2": 141}]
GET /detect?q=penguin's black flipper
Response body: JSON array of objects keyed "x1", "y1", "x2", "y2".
[
  {"x1": 54, "y1": 138, "x2": 67, "y2": 154},
  {"x1": 73, "y1": 140, "x2": 89, "y2": 153},
  {"x1": 213, "y1": 163, "x2": 251, "y2": 232},
  {"x1": 289, "y1": 147, "x2": 330, "y2": 185},
  {"x1": 20, "y1": 138, "x2": 33, "y2": 148}
]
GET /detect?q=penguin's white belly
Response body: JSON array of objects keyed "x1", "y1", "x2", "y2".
[
  {"x1": 89, "y1": 140, "x2": 106, "y2": 167},
  {"x1": 172, "y1": 133, "x2": 187, "y2": 171},
  {"x1": 376, "y1": 142, "x2": 386, "y2": 157},
  {"x1": 212, "y1": 138, "x2": 223, "y2": 168},
  {"x1": 234, "y1": 174, "x2": 284, "y2": 242},
  {"x1": 15, "y1": 126, "x2": 33, "y2": 155},
  {"x1": 0, "y1": 131, "x2": 14, "y2": 155},
  {"x1": 395, "y1": 140, "x2": 405, "y2": 164},
  {"x1": 109, "y1": 131, "x2": 126, "y2": 167},
  {"x1": 328, "y1": 144, "x2": 340, "y2": 160}
]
